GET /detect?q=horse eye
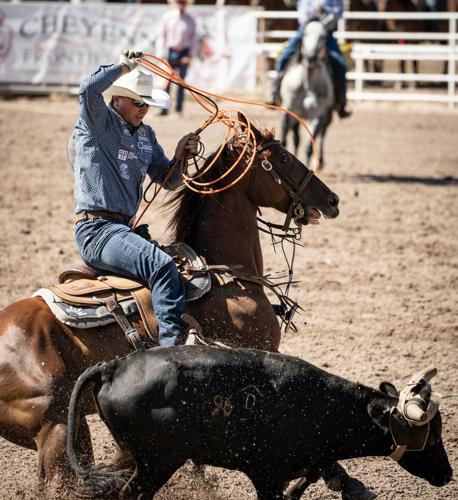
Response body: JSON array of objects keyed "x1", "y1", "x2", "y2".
[{"x1": 281, "y1": 153, "x2": 290, "y2": 163}]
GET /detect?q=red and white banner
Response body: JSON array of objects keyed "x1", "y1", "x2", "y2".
[{"x1": 0, "y1": 4, "x2": 257, "y2": 91}]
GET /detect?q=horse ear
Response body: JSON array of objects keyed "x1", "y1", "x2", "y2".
[{"x1": 237, "y1": 112, "x2": 263, "y2": 144}]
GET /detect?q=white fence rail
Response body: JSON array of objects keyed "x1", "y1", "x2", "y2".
[{"x1": 256, "y1": 11, "x2": 458, "y2": 107}]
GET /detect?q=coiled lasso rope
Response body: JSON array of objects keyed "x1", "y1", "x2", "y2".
[{"x1": 134, "y1": 54, "x2": 318, "y2": 227}]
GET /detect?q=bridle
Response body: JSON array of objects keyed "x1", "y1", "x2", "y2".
[{"x1": 256, "y1": 140, "x2": 315, "y2": 234}]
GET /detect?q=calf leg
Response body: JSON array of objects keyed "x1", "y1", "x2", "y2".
[
  {"x1": 249, "y1": 472, "x2": 285, "y2": 500},
  {"x1": 284, "y1": 468, "x2": 321, "y2": 500},
  {"x1": 284, "y1": 477, "x2": 312, "y2": 500},
  {"x1": 322, "y1": 462, "x2": 374, "y2": 500},
  {"x1": 126, "y1": 459, "x2": 183, "y2": 499}
]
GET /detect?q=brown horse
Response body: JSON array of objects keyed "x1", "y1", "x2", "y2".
[{"x1": 0, "y1": 120, "x2": 339, "y2": 493}]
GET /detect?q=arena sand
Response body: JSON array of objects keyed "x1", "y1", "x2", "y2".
[{"x1": 0, "y1": 96, "x2": 456, "y2": 499}]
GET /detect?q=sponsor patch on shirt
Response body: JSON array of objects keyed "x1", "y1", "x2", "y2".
[
  {"x1": 119, "y1": 163, "x2": 130, "y2": 180},
  {"x1": 138, "y1": 140, "x2": 153, "y2": 152},
  {"x1": 128, "y1": 152, "x2": 138, "y2": 160},
  {"x1": 118, "y1": 149, "x2": 129, "y2": 161}
]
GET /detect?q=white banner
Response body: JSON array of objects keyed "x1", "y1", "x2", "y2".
[{"x1": 0, "y1": 4, "x2": 257, "y2": 91}]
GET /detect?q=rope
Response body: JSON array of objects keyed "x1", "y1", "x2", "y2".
[
  {"x1": 133, "y1": 53, "x2": 318, "y2": 227},
  {"x1": 139, "y1": 53, "x2": 317, "y2": 159}
]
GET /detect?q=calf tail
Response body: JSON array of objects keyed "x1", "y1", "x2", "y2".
[{"x1": 66, "y1": 362, "x2": 130, "y2": 496}]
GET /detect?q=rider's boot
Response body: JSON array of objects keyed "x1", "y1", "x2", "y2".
[
  {"x1": 337, "y1": 102, "x2": 352, "y2": 119},
  {"x1": 336, "y1": 82, "x2": 352, "y2": 119}
]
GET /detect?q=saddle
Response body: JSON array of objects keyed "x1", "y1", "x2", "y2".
[{"x1": 34, "y1": 243, "x2": 211, "y2": 348}]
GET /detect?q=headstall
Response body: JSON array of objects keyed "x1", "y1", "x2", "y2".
[{"x1": 256, "y1": 140, "x2": 315, "y2": 232}]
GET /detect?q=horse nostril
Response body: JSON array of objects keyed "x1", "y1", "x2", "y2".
[{"x1": 328, "y1": 193, "x2": 339, "y2": 208}]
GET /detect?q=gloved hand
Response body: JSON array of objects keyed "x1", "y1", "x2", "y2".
[{"x1": 118, "y1": 49, "x2": 143, "y2": 71}]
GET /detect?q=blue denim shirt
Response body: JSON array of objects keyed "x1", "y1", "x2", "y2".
[{"x1": 73, "y1": 64, "x2": 180, "y2": 218}]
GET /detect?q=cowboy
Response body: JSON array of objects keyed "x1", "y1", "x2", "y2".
[
  {"x1": 269, "y1": 0, "x2": 351, "y2": 118},
  {"x1": 73, "y1": 49, "x2": 200, "y2": 346},
  {"x1": 159, "y1": 0, "x2": 197, "y2": 116}
]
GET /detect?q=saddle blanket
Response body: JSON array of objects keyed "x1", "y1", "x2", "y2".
[{"x1": 34, "y1": 287, "x2": 140, "y2": 330}]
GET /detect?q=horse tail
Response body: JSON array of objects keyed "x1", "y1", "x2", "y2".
[{"x1": 66, "y1": 362, "x2": 130, "y2": 496}]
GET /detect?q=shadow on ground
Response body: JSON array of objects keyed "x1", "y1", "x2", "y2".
[{"x1": 354, "y1": 174, "x2": 458, "y2": 186}]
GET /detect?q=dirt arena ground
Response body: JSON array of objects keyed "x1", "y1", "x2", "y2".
[{"x1": 0, "y1": 95, "x2": 457, "y2": 499}]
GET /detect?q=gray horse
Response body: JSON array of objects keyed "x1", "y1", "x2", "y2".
[{"x1": 280, "y1": 20, "x2": 334, "y2": 169}]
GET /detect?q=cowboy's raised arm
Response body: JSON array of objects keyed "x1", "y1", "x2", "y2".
[{"x1": 79, "y1": 50, "x2": 141, "y2": 133}]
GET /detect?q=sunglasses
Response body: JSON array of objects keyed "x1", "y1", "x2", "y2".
[{"x1": 131, "y1": 99, "x2": 149, "y2": 108}]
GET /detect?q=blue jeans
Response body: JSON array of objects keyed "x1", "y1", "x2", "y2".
[
  {"x1": 166, "y1": 48, "x2": 190, "y2": 113},
  {"x1": 276, "y1": 27, "x2": 304, "y2": 73},
  {"x1": 327, "y1": 32, "x2": 347, "y2": 95},
  {"x1": 275, "y1": 29, "x2": 347, "y2": 96},
  {"x1": 75, "y1": 218, "x2": 186, "y2": 346}
]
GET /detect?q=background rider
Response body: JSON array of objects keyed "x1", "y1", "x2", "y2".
[{"x1": 270, "y1": 0, "x2": 351, "y2": 118}]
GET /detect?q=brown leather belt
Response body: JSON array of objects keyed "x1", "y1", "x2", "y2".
[{"x1": 76, "y1": 210, "x2": 131, "y2": 225}]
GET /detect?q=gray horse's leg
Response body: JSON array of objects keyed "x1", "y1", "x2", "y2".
[
  {"x1": 317, "y1": 110, "x2": 333, "y2": 170},
  {"x1": 281, "y1": 113, "x2": 291, "y2": 148},
  {"x1": 292, "y1": 121, "x2": 300, "y2": 155},
  {"x1": 306, "y1": 117, "x2": 320, "y2": 166}
]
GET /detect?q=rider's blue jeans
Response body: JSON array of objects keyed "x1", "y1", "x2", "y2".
[
  {"x1": 274, "y1": 29, "x2": 347, "y2": 96},
  {"x1": 276, "y1": 27, "x2": 304, "y2": 73},
  {"x1": 326, "y1": 32, "x2": 347, "y2": 91},
  {"x1": 75, "y1": 217, "x2": 186, "y2": 346}
]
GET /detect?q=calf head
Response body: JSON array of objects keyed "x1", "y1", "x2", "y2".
[{"x1": 373, "y1": 367, "x2": 453, "y2": 487}]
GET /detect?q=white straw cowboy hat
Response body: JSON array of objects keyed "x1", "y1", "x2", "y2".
[{"x1": 103, "y1": 69, "x2": 171, "y2": 110}]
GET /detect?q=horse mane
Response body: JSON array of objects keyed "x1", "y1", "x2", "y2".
[{"x1": 166, "y1": 127, "x2": 275, "y2": 246}]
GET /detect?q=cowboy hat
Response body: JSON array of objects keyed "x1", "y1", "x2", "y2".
[{"x1": 103, "y1": 69, "x2": 171, "y2": 110}]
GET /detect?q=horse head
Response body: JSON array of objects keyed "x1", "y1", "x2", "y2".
[
  {"x1": 301, "y1": 20, "x2": 328, "y2": 65},
  {"x1": 241, "y1": 118, "x2": 339, "y2": 227}
]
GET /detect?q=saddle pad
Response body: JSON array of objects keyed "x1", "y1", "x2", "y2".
[
  {"x1": 35, "y1": 287, "x2": 158, "y2": 342},
  {"x1": 34, "y1": 288, "x2": 139, "y2": 329}
]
